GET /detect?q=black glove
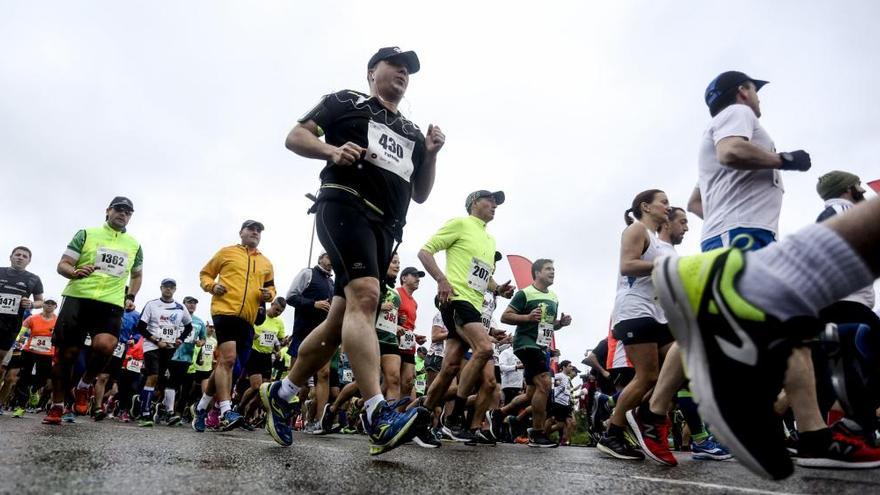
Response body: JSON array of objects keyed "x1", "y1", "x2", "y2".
[{"x1": 778, "y1": 150, "x2": 811, "y2": 171}]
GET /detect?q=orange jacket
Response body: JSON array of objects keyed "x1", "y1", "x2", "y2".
[{"x1": 199, "y1": 244, "x2": 275, "y2": 325}]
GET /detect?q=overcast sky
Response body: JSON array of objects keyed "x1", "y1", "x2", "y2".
[{"x1": 3, "y1": 1, "x2": 878, "y2": 373}]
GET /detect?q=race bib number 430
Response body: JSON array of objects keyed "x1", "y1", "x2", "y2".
[
  {"x1": 365, "y1": 120, "x2": 415, "y2": 181},
  {"x1": 0, "y1": 293, "x2": 21, "y2": 315},
  {"x1": 95, "y1": 247, "x2": 129, "y2": 278}
]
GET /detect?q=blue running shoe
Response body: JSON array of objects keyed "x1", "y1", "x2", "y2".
[
  {"x1": 692, "y1": 436, "x2": 734, "y2": 460},
  {"x1": 368, "y1": 401, "x2": 429, "y2": 456},
  {"x1": 191, "y1": 405, "x2": 207, "y2": 433},
  {"x1": 219, "y1": 410, "x2": 244, "y2": 431},
  {"x1": 260, "y1": 382, "x2": 293, "y2": 447}
]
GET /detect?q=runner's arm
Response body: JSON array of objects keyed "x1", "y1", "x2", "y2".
[
  {"x1": 199, "y1": 250, "x2": 223, "y2": 293},
  {"x1": 619, "y1": 225, "x2": 653, "y2": 277},
  {"x1": 418, "y1": 249, "x2": 447, "y2": 286},
  {"x1": 585, "y1": 352, "x2": 610, "y2": 378},
  {"x1": 128, "y1": 268, "x2": 143, "y2": 298},
  {"x1": 687, "y1": 187, "x2": 703, "y2": 219},
  {"x1": 431, "y1": 324, "x2": 448, "y2": 342},
  {"x1": 285, "y1": 121, "x2": 338, "y2": 161},
  {"x1": 715, "y1": 136, "x2": 783, "y2": 170},
  {"x1": 412, "y1": 124, "x2": 444, "y2": 203},
  {"x1": 178, "y1": 322, "x2": 193, "y2": 343},
  {"x1": 286, "y1": 269, "x2": 314, "y2": 308}
]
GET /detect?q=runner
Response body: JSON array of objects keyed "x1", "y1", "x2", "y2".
[
  {"x1": 419, "y1": 190, "x2": 515, "y2": 445},
  {"x1": 9, "y1": 299, "x2": 56, "y2": 418},
  {"x1": 425, "y1": 312, "x2": 448, "y2": 390},
  {"x1": 376, "y1": 254, "x2": 405, "y2": 402},
  {"x1": 261, "y1": 46, "x2": 443, "y2": 455},
  {"x1": 397, "y1": 266, "x2": 427, "y2": 398},
  {"x1": 193, "y1": 220, "x2": 275, "y2": 432},
  {"x1": 44, "y1": 197, "x2": 143, "y2": 425},
  {"x1": 1, "y1": 246, "x2": 44, "y2": 365},
  {"x1": 167, "y1": 295, "x2": 205, "y2": 422},
  {"x1": 135, "y1": 279, "x2": 193, "y2": 427},
  {"x1": 286, "y1": 253, "x2": 334, "y2": 431},
  {"x1": 92, "y1": 293, "x2": 141, "y2": 420},
  {"x1": 240, "y1": 297, "x2": 286, "y2": 425},
  {"x1": 548, "y1": 360, "x2": 577, "y2": 445},
  {"x1": 494, "y1": 258, "x2": 571, "y2": 447},
  {"x1": 596, "y1": 189, "x2": 672, "y2": 460},
  {"x1": 184, "y1": 323, "x2": 217, "y2": 418}
]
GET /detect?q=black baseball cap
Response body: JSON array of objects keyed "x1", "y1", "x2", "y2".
[
  {"x1": 704, "y1": 71, "x2": 768, "y2": 116},
  {"x1": 368, "y1": 47, "x2": 420, "y2": 74},
  {"x1": 400, "y1": 266, "x2": 425, "y2": 279},
  {"x1": 241, "y1": 220, "x2": 265, "y2": 232},
  {"x1": 183, "y1": 296, "x2": 199, "y2": 304},
  {"x1": 108, "y1": 196, "x2": 134, "y2": 212},
  {"x1": 465, "y1": 190, "x2": 505, "y2": 212},
  {"x1": 160, "y1": 278, "x2": 177, "y2": 287}
]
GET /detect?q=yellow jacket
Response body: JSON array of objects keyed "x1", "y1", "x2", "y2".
[{"x1": 199, "y1": 244, "x2": 276, "y2": 325}]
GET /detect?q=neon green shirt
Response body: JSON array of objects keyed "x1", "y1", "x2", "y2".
[
  {"x1": 511, "y1": 285, "x2": 559, "y2": 350},
  {"x1": 422, "y1": 215, "x2": 496, "y2": 311},
  {"x1": 252, "y1": 315, "x2": 286, "y2": 354},
  {"x1": 62, "y1": 223, "x2": 143, "y2": 307},
  {"x1": 189, "y1": 335, "x2": 217, "y2": 373}
]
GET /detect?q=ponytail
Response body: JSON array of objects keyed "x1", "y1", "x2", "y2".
[{"x1": 623, "y1": 208, "x2": 634, "y2": 226}]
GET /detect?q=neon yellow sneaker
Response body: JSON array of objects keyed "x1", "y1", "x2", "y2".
[{"x1": 654, "y1": 248, "x2": 808, "y2": 480}]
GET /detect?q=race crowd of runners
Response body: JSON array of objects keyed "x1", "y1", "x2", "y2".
[{"x1": 2, "y1": 46, "x2": 880, "y2": 481}]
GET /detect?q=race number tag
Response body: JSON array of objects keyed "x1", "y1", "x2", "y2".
[
  {"x1": 203, "y1": 343, "x2": 214, "y2": 355},
  {"x1": 365, "y1": 120, "x2": 415, "y2": 181},
  {"x1": 260, "y1": 331, "x2": 276, "y2": 347},
  {"x1": 398, "y1": 331, "x2": 416, "y2": 351},
  {"x1": 126, "y1": 358, "x2": 143, "y2": 373},
  {"x1": 536, "y1": 322, "x2": 554, "y2": 347},
  {"x1": 342, "y1": 369, "x2": 354, "y2": 383},
  {"x1": 84, "y1": 335, "x2": 92, "y2": 346},
  {"x1": 30, "y1": 335, "x2": 52, "y2": 353},
  {"x1": 113, "y1": 341, "x2": 126, "y2": 358},
  {"x1": 467, "y1": 258, "x2": 491, "y2": 293},
  {"x1": 376, "y1": 309, "x2": 398, "y2": 334},
  {"x1": 415, "y1": 377, "x2": 427, "y2": 392},
  {"x1": 95, "y1": 247, "x2": 129, "y2": 278},
  {"x1": 0, "y1": 293, "x2": 21, "y2": 315},
  {"x1": 159, "y1": 326, "x2": 177, "y2": 344}
]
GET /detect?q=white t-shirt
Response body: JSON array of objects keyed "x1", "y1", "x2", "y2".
[
  {"x1": 428, "y1": 312, "x2": 446, "y2": 357},
  {"x1": 698, "y1": 104, "x2": 783, "y2": 242},
  {"x1": 498, "y1": 346, "x2": 524, "y2": 390},
  {"x1": 552, "y1": 372, "x2": 572, "y2": 406},
  {"x1": 140, "y1": 299, "x2": 193, "y2": 353}
]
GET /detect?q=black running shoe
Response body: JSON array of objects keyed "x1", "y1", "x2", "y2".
[
  {"x1": 465, "y1": 429, "x2": 495, "y2": 446},
  {"x1": 318, "y1": 403, "x2": 334, "y2": 436},
  {"x1": 597, "y1": 433, "x2": 645, "y2": 460},
  {"x1": 654, "y1": 248, "x2": 806, "y2": 479},
  {"x1": 527, "y1": 428, "x2": 558, "y2": 448}
]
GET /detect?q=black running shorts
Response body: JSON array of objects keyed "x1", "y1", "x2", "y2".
[
  {"x1": 245, "y1": 350, "x2": 273, "y2": 379},
  {"x1": 440, "y1": 300, "x2": 483, "y2": 342},
  {"x1": 316, "y1": 200, "x2": 394, "y2": 298},
  {"x1": 612, "y1": 317, "x2": 673, "y2": 346},
  {"x1": 514, "y1": 347, "x2": 550, "y2": 383},
  {"x1": 212, "y1": 314, "x2": 254, "y2": 362},
  {"x1": 53, "y1": 296, "x2": 123, "y2": 348}
]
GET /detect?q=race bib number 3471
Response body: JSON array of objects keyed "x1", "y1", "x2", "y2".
[
  {"x1": 0, "y1": 293, "x2": 21, "y2": 315},
  {"x1": 365, "y1": 120, "x2": 415, "y2": 181}
]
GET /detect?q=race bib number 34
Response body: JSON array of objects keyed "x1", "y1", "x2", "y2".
[
  {"x1": 95, "y1": 247, "x2": 129, "y2": 278},
  {"x1": 0, "y1": 293, "x2": 21, "y2": 315},
  {"x1": 365, "y1": 120, "x2": 415, "y2": 181}
]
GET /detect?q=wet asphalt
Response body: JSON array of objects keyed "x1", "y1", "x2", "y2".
[{"x1": 1, "y1": 414, "x2": 878, "y2": 494}]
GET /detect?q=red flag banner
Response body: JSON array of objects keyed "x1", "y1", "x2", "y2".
[
  {"x1": 506, "y1": 255, "x2": 534, "y2": 290},
  {"x1": 868, "y1": 179, "x2": 880, "y2": 193}
]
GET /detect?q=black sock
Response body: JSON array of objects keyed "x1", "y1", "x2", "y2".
[
  {"x1": 608, "y1": 423, "x2": 625, "y2": 438},
  {"x1": 638, "y1": 403, "x2": 667, "y2": 424},
  {"x1": 451, "y1": 396, "x2": 467, "y2": 420},
  {"x1": 798, "y1": 428, "x2": 832, "y2": 455}
]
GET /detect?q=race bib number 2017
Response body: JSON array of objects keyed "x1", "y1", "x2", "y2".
[
  {"x1": 467, "y1": 258, "x2": 491, "y2": 293},
  {"x1": 365, "y1": 120, "x2": 415, "y2": 181}
]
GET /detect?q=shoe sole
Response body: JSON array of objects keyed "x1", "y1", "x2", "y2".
[
  {"x1": 625, "y1": 409, "x2": 677, "y2": 467},
  {"x1": 693, "y1": 453, "x2": 734, "y2": 461},
  {"x1": 654, "y1": 256, "x2": 779, "y2": 479},
  {"x1": 596, "y1": 441, "x2": 644, "y2": 460},
  {"x1": 260, "y1": 383, "x2": 292, "y2": 447},
  {"x1": 440, "y1": 426, "x2": 472, "y2": 443},
  {"x1": 794, "y1": 457, "x2": 880, "y2": 469},
  {"x1": 413, "y1": 435, "x2": 442, "y2": 449},
  {"x1": 370, "y1": 409, "x2": 428, "y2": 456},
  {"x1": 167, "y1": 418, "x2": 182, "y2": 427},
  {"x1": 528, "y1": 442, "x2": 558, "y2": 448}
]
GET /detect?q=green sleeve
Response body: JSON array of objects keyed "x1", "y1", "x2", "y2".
[
  {"x1": 132, "y1": 246, "x2": 144, "y2": 272},
  {"x1": 421, "y1": 218, "x2": 462, "y2": 254},
  {"x1": 507, "y1": 290, "x2": 527, "y2": 313},
  {"x1": 66, "y1": 230, "x2": 87, "y2": 255}
]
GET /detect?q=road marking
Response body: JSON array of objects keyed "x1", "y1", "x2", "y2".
[{"x1": 631, "y1": 476, "x2": 803, "y2": 495}]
